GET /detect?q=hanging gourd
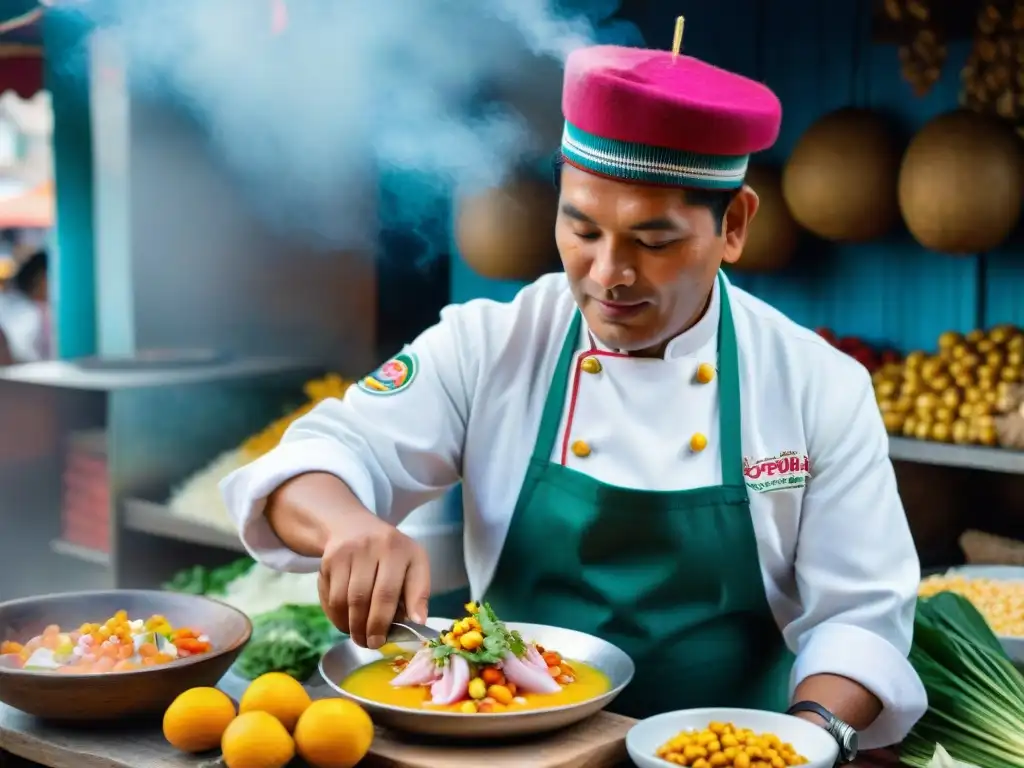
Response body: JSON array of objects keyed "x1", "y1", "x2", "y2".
[
  {"x1": 454, "y1": 173, "x2": 559, "y2": 281},
  {"x1": 898, "y1": 109, "x2": 1024, "y2": 254},
  {"x1": 782, "y1": 108, "x2": 902, "y2": 242},
  {"x1": 736, "y1": 164, "x2": 799, "y2": 272}
]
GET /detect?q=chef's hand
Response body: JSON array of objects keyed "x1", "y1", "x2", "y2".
[{"x1": 317, "y1": 509, "x2": 431, "y2": 650}]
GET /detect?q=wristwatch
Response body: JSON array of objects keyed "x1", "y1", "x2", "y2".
[{"x1": 786, "y1": 701, "x2": 858, "y2": 765}]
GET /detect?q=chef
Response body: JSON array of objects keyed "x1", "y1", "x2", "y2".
[{"x1": 222, "y1": 43, "x2": 927, "y2": 755}]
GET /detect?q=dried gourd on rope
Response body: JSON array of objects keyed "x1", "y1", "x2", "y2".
[
  {"x1": 961, "y1": 0, "x2": 1024, "y2": 131},
  {"x1": 884, "y1": 0, "x2": 949, "y2": 97}
]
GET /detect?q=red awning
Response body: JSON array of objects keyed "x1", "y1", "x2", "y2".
[
  {"x1": 0, "y1": 5, "x2": 43, "y2": 97},
  {"x1": 0, "y1": 180, "x2": 54, "y2": 227},
  {"x1": 0, "y1": 44, "x2": 42, "y2": 97}
]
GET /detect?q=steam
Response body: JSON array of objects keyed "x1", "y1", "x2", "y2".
[{"x1": 50, "y1": 0, "x2": 643, "y2": 247}]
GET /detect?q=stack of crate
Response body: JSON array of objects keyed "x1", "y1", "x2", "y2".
[{"x1": 60, "y1": 430, "x2": 110, "y2": 555}]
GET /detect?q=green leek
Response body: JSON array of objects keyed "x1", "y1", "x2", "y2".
[{"x1": 901, "y1": 592, "x2": 1024, "y2": 768}]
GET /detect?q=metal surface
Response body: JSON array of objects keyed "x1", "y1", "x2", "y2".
[
  {"x1": 320, "y1": 619, "x2": 634, "y2": 738},
  {"x1": 91, "y1": 32, "x2": 379, "y2": 371},
  {"x1": 888, "y1": 437, "x2": 1024, "y2": 475},
  {"x1": 0, "y1": 363, "x2": 317, "y2": 600},
  {"x1": 122, "y1": 498, "x2": 246, "y2": 553},
  {"x1": 74, "y1": 349, "x2": 230, "y2": 370},
  {"x1": 107, "y1": 374, "x2": 314, "y2": 589},
  {"x1": 0, "y1": 357, "x2": 317, "y2": 390},
  {"x1": 386, "y1": 620, "x2": 441, "y2": 645},
  {"x1": 0, "y1": 382, "x2": 110, "y2": 601}
]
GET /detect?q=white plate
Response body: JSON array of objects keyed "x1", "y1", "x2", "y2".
[
  {"x1": 626, "y1": 708, "x2": 839, "y2": 768},
  {"x1": 944, "y1": 566, "x2": 1024, "y2": 664}
]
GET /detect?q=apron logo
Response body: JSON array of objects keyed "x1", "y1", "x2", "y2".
[
  {"x1": 357, "y1": 351, "x2": 419, "y2": 396},
  {"x1": 743, "y1": 451, "x2": 810, "y2": 493}
]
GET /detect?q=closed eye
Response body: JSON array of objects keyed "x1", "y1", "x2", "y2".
[
  {"x1": 639, "y1": 240, "x2": 677, "y2": 251},
  {"x1": 573, "y1": 232, "x2": 680, "y2": 249}
]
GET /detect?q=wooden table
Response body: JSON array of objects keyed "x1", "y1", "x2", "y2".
[
  {"x1": 0, "y1": 702, "x2": 902, "y2": 768},
  {"x1": 0, "y1": 669, "x2": 901, "y2": 768},
  {"x1": 0, "y1": 702, "x2": 635, "y2": 768}
]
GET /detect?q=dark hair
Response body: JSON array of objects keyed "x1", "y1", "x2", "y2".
[
  {"x1": 13, "y1": 248, "x2": 47, "y2": 296},
  {"x1": 551, "y1": 152, "x2": 737, "y2": 234}
]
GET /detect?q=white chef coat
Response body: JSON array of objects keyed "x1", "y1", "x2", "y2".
[
  {"x1": 0, "y1": 289, "x2": 47, "y2": 364},
  {"x1": 222, "y1": 271, "x2": 927, "y2": 748}
]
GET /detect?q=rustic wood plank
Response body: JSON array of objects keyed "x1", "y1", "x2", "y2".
[{"x1": 0, "y1": 703, "x2": 633, "y2": 768}]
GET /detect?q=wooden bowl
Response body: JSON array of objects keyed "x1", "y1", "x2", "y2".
[{"x1": 0, "y1": 590, "x2": 251, "y2": 721}]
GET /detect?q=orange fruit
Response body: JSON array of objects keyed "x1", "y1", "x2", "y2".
[
  {"x1": 221, "y1": 711, "x2": 295, "y2": 768},
  {"x1": 294, "y1": 698, "x2": 374, "y2": 768},
  {"x1": 162, "y1": 687, "x2": 236, "y2": 753},
  {"x1": 239, "y1": 671, "x2": 312, "y2": 732}
]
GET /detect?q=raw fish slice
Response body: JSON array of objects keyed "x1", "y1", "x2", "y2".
[
  {"x1": 429, "y1": 664, "x2": 453, "y2": 703},
  {"x1": 390, "y1": 649, "x2": 439, "y2": 687},
  {"x1": 525, "y1": 644, "x2": 549, "y2": 672},
  {"x1": 502, "y1": 650, "x2": 560, "y2": 694},
  {"x1": 430, "y1": 654, "x2": 470, "y2": 705}
]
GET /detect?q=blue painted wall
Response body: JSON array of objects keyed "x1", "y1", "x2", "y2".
[
  {"x1": 43, "y1": 12, "x2": 97, "y2": 359},
  {"x1": 451, "y1": 0, "x2": 1024, "y2": 354}
]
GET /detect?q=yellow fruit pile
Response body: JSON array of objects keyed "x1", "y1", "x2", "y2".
[
  {"x1": 873, "y1": 325, "x2": 1024, "y2": 446},
  {"x1": 163, "y1": 672, "x2": 373, "y2": 768},
  {"x1": 919, "y1": 574, "x2": 1024, "y2": 637},
  {"x1": 241, "y1": 374, "x2": 353, "y2": 459}
]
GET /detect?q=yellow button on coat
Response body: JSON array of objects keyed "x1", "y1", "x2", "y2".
[
  {"x1": 571, "y1": 440, "x2": 592, "y2": 458},
  {"x1": 581, "y1": 356, "x2": 602, "y2": 374},
  {"x1": 695, "y1": 363, "x2": 716, "y2": 384},
  {"x1": 689, "y1": 433, "x2": 708, "y2": 452}
]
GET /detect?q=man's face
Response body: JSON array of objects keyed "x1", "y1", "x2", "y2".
[{"x1": 556, "y1": 164, "x2": 758, "y2": 355}]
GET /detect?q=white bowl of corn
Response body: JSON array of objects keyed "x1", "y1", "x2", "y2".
[
  {"x1": 919, "y1": 566, "x2": 1024, "y2": 664},
  {"x1": 626, "y1": 708, "x2": 838, "y2": 768}
]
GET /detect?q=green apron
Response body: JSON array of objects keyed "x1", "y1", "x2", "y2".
[{"x1": 485, "y1": 274, "x2": 794, "y2": 719}]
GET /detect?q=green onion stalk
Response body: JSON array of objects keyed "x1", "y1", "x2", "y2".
[{"x1": 901, "y1": 592, "x2": 1024, "y2": 768}]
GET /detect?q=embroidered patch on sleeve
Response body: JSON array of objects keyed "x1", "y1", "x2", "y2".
[{"x1": 357, "y1": 351, "x2": 419, "y2": 395}]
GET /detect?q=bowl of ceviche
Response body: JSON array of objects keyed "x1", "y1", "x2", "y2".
[
  {"x1": 0, "y1": 590, "x2": 251, "y2": 720},
  {"x1": 319, "y1": 601, "x2": 634, "y2": 738},
  {"x1": 626, "y1": 708, "x2": 838, "y2": 768}
]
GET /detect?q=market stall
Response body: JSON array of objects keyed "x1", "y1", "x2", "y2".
[{"x1": 2, "y1": 0, "x2": 1024, "y2": 765}]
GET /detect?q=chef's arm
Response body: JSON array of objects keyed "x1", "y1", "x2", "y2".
[
  {"x1": 264, "y1": 471, "x2": 368, "y2": 559},
  {"x1": 221, "y1": 305, "x2": 475, "y2": 573},
  {"x1": 784, "y1": 362, "x2": 927, "y2": 749},
  {"x1": 791, "y1": 673, "x2": 881, "y2": 732}
]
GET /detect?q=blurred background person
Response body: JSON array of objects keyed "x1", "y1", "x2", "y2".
[{"x1": 0, "y1": 246, "x2": 50, "y2": 364}]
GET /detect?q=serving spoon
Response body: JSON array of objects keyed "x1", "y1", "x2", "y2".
[{"x1": 385, "y1": 619, "x2": 441, "y2": 645}]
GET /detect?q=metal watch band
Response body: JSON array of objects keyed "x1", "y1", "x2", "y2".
[
  {"x1": 786, "y1": 700, "x2": 859, "y2": 765},
  {"x1": 786, "y1": 700, "x2": 833, "y2": 723}
]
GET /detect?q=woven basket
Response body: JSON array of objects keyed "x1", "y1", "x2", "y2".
[{"x1": 959, "y1": 529, "x2": 1024, "y2": 566}]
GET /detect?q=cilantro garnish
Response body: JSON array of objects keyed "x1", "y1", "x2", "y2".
[{"x1": 426, "y1": 602, "x2": 527, "y2": 667}]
